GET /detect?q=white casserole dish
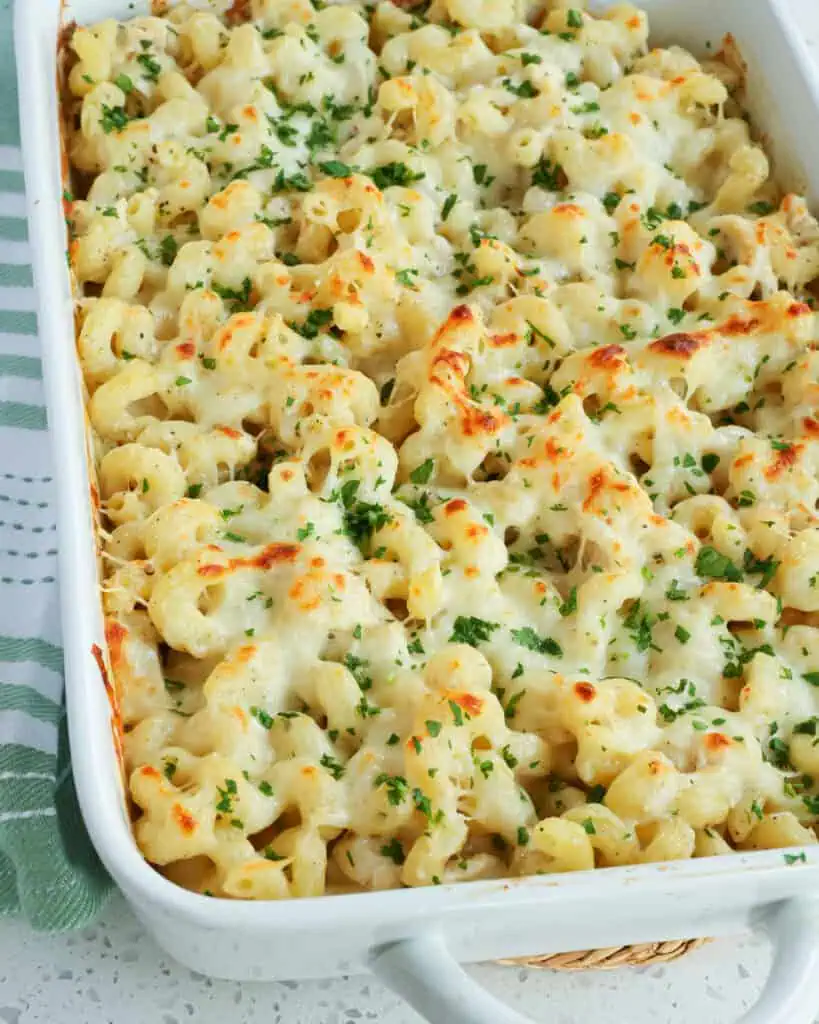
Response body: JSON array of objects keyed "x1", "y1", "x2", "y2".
[{"x1": 14, "y1": 0, "x2": 819, "y2": 1020}]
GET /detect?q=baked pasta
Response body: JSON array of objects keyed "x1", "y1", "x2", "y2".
[{"x1": 63, "y1": 0, "x2": 819, "y2": 899}]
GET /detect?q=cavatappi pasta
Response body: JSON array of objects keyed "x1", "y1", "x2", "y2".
[{"x1": 64, "y1": 0, "x2": 819, "y2": 900}]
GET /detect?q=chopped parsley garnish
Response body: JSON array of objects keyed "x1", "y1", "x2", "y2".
[
  {"x1": 296, "y1": 522, "x2": 315, "y2": 542},
  {"x1": 526, "y1": 320, "x2": 556, "y2": 348},
  {"x1": 319, "y1": 753, "x2": 345, "y2": 779},
  {"x1": 475, "y1": 758, "x2": 493, "y2": 779},
  {"x1": 100, "y1": 105, "x2": 130, "y2": 133},
  {"x1": 395, "y1": 267, "x2": 419, "y2": 288},
  {"x1": 472, "y1": 163, "x2": 494, "y2": 186},
  {"x1": 380, "y1": 838, "x2": 405, "y2": 864},
  {"x1": 449, "y1": 700, "x2": 465, "y2": 727},
  {"x1": 336, "y1": 479, "x2": 392, "y2": 551},
  {"x1": 412, "y1": 787, "x2": 438, "y2": 821},
  {"x1": 408, "y1": 636, "x2": 425, "y2": 655},
  {"x1": 558, "y1": 587, "x2": 577, "y2": 618},
  {"x1": 401, "y1": 491, "x2": 435, "y2": 525},
  {"x1": 159, "y1": 235, "x2": 178, "y2": 267},
  {"x1": 212, "y1": 277, "x2": 254, "y2": 311},
  {"x1": 291, "y1": 306, "x2": 333, "y2": 339},
  {"x1": 272, "y1": 170, "x2": 313, "y2": 193},
  {"x1": 742, "y1": 549, "x2": 780, "y2": 588},
  {"x1": 502, "y1": 79, "x2": 538, "y2": 98},
  {"x1": 511, "y1": 626, "x2": 562, "y2": 657},
  {"x1": 319, "y1": 160, "x2": 354, "y2": 178},
  {"x1": 767, "y1": 736, "x2": 791, "y2": 769},
  {"x1": 356, "y1": 695, "x2": 381, "y2": 718},
  {"x1": 374, "y1": 773, "x2": 409, "y2": 805},
  {"x1": 343, "y1": 652, "x2": 373, "y2": 692},
  {"x1": 368, "y1": 162, "x2": 425, "y2": 190},
  {"x1": 501, "y1": 745, "x2": 518, "y2": 769},
  {"x1": 602, "y1": 191, "x2": 621, "y2": 214},
  {"x1": 624, "y1": 601, "x2": 658, "y2": 652},
  {"x1": 215, "y1": 778, "x2": 237, "y2": 813},
  {"x1": 504, "y1": 689, "x2": 526, "y2": 721},
  {"x1": 250, "y1": 707, "x2": 273, "y2": 731},
  {"x1": 449, "y1": 616, "x2": 500, "y2": 647},
  {"x1": 410, "y1": 458, "x2": 434, "y2": 485},
  {"x1": 531, "y1": 157, "x2": 564, "y2": 191},
  {"x1": 695, "y1": 546, "x2": 742, "y2": 582},
  {"x1": 136, "y1": 51, "x2": 161, "y2": 81}
]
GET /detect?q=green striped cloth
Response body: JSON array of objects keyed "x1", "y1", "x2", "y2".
[{"x1": 0, "y1": 2, "x2": 111, "y2": 929}]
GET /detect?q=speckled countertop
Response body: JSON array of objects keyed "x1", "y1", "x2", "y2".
[
  {"x1": 0, "y1": 897, "x2": 804, "y2": 1023},
  {"x1": 2, "y1": 1, "x2": 819, "y2": 1021}
]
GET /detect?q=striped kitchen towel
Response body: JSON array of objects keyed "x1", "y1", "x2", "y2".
[{"x1": 0, "y1": 1, "x2": 111, "y2": 929}]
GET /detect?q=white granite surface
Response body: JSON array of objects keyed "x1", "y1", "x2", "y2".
[
  {"x1": 2, "y1": 1, "x2": 819, "y2": 1020},
  {"x1": 0, "y1": 896, "x2": 791, "y2": 1023}
]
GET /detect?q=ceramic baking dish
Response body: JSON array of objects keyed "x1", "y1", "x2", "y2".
[{"x1": 14, "y1": 0, "x2": 819, "y2": 1020}]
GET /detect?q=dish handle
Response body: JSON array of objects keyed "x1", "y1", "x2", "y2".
[{"x1": 370, "y1": 898, "x2": 819, "y2": 1024}]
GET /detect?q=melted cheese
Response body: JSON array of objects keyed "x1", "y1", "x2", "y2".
[{"x1": 67, "y1": 0, "x2": 819, "y2": 899}]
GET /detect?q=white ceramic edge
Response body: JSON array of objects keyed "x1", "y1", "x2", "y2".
[
  {"x1": 13, "y1": 0, "x2": 819, "y2": 999},
  {"x1": 370, "y1": 898, "x2": 819, "y2": 1024}
]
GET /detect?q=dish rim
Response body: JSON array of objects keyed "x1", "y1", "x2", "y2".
[{"x1": 15, "y1": 0, "x2": 819, "y2": 936}]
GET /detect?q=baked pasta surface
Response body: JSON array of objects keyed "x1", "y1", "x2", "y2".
[{"x1": 64, "y1": 0, "x2": 819, "y2": 899}]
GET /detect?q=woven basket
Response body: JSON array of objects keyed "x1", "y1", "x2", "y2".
[{"x1": 499, "y1": 938, "x2": 707, "y2": 971}]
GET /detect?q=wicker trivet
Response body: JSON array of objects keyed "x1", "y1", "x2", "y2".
[{"x1": 499, "y1": 938, "x2": 707, "y2": 970}]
